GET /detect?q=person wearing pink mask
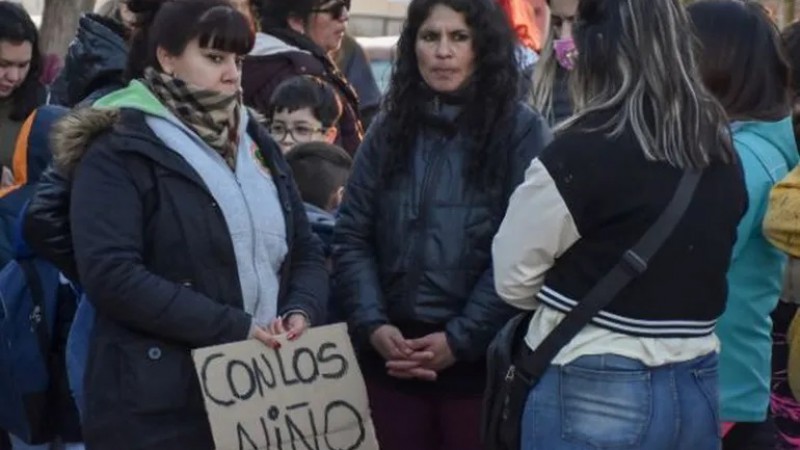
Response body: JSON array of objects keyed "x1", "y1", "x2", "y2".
[{"x1": 530, "y1": 0, "x2": 577, "y2": 126}]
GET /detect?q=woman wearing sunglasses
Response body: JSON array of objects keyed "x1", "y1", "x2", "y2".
[{"x1": 243, "y1": 0, "x2": 363, "y2": 155}]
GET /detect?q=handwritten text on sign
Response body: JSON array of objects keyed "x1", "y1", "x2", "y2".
[{"x1": 192, "y1": 323, "x2": 380, "y2": 450}]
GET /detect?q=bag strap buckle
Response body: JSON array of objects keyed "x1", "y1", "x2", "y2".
[
  {"x1": 622, "y1": 250, "x2": 648, "y2": 275},
  {"x1": 504, "y1": 364, "x2": 532, "y2": 386},
  {"x1": 504, "y1": 365, "x2": 516, "y2": 382}
]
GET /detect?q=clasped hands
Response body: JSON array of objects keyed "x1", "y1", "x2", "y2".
[{"x1": 370, "y1": 325, "x2": 456, "y2": 381}]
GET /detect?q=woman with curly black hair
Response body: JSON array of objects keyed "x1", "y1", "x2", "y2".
[{"x1": 332, "y1": 0, "x2": 550, "y2": 448}]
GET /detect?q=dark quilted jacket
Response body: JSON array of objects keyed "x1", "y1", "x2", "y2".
[
  {"x1": 333, "y1": 102, "x2": 551, "y2": 392},
  {"x1": 49, "y1": 14, "x2": 128, "y2": 108}
]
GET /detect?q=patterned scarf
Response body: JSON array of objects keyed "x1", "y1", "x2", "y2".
[{"x1": 144, "y1": 67, "x2": 241, "y2": 169}]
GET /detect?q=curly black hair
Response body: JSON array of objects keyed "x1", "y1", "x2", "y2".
[{"x1": 382, "y1": 0, "x2": 520, "y2": 188}]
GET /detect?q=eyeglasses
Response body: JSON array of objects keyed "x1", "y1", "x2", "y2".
[
  {"x1": 312, "y1": 0, "x2": 351, "y2": 20},
  {"x1": 268, "y1": 123, "x2": 327, "y2": 143}
]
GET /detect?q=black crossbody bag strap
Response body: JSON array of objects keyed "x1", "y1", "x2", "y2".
[{"x1": 515, "y1": 168, "x2": 702, "y2": 384}]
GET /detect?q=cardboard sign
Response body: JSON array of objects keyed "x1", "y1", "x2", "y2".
[{"x1": 192, "y1": 323, "x2": 380, "y2": 450}]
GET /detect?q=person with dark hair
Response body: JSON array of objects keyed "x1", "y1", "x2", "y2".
[
  {"x1": 24, "y1": 1, "x2": 327, "y2": 448},
  {"x1": 268, "y1": 75, "x2": 342, "y2": 153},
  {"x1": 286, "y1": 141, "x2": 351, "y2": 258},
  {"x1": 494, "y1": 0, "x2": 748, "y2": 448},
  {"x1": 48, "y1": 0, "x2": 135, "y2": 108},
  {"x1": 690, "y1": 3, "x2": 798, "y2": 449},
  {"x1": 332, "y1": 0, "x2": 551, "y2": 448},
  {"x1": 242, "y1": 0, "x2": 363, "y2": 154},
  {"x1": 0, "y1": 1, "x2": 45, "y2": 172}
]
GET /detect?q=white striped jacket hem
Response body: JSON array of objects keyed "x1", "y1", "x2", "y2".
[{"x1": 536, "y1": 285, "x2": 717, "y2": 337}]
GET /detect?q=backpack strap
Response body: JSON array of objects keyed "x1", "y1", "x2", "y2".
[
  {"x1": 514, "y1": 169, "x2": 703, "y2": 385},
  {"x1": 18, "y1": 260, "x2": 52, "y2": 363}
]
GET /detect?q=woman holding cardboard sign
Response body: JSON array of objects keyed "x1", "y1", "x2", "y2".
[
  {"x1": 332, "y1": 0, "x2": 551, "y2": 449},
  {"x1": 55, "y1": 0, "x2": 328, "y2": 448}
]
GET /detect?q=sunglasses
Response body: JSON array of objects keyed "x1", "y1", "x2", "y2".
[{"x1": 312, "y1": 0, "x2": 351, "y2": 20}]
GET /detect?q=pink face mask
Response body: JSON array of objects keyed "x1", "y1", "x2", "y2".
[{"x1": 554, "y1": 38, "x2": 577, "y2": 71}]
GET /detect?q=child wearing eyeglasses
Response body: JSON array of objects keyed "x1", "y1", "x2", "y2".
[{"x1": 267, "y1": 75, "x2": 343, "y2": 154}]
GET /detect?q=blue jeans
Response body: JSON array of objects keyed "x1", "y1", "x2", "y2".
[{"x1": 521, "y1": 353, "x2": 721, "y2": 450}]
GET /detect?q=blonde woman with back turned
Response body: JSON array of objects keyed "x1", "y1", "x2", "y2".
[{"x1": 494, "y1": 0, "x2": 747, "y2": 448}]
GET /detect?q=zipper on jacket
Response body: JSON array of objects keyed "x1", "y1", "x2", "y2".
[{"x1": 404, "y1": 137, "x2": 446, "y2": 312}]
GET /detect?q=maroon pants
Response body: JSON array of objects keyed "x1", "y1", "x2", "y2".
[{"x1": 366, "y1": 379, "x2": 483, "y2": 450}]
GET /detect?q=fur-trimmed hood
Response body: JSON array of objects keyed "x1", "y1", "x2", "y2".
[
  {"x1": 51, "y1": 107, "x2": 120, "y2": 176},
  {"x1": 50, "y1": 79, "x2": 170, "y2": 176},
  {"x1": 49, "y1": 80, "x2": 266, "y2": 176}
]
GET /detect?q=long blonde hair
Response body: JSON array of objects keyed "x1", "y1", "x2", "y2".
[
  {"x1": 560, "y1": 0, "x2": 734, "y2": 169},
  {"x1": 529, "y1": 24, "x2": 558, "y2": 122}
]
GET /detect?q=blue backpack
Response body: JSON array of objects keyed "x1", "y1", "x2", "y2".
[{"x1": 0, "y1": 256, "x2": 62, "y2": 444}]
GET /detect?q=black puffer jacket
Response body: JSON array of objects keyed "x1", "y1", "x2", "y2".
[
  {"x1": 333, "y1": 102, "x2": 551, "y2": 393},
  {"x1": 23, "y1": 168, "x2": 76, "y2": 281},
  {"x1": 49, "y1": 14, "x2": 128, "y2": 108}
]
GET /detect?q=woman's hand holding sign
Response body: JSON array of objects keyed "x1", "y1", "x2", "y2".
[
  {"x1": 283, "y1": 313, "x2": 310, "y2": 341},
  {"x1": 251, "y1": 313, "x2": 311, "y2": 349}
]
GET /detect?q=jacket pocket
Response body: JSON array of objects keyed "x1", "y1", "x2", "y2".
[
  {"x1": 559, "y1": 362, "x2": 652, "y2": 448},
  {"x1": 118, "y1": 339, "x2": 196, "y2": 414}
]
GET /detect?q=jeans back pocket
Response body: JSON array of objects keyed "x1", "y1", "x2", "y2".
[
  {"x1": 560, "y1": 363, "x2": 653, "y2": 448},
  {"x1": 693, "y1": 367, "x2": 721, "y2": 438}
]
